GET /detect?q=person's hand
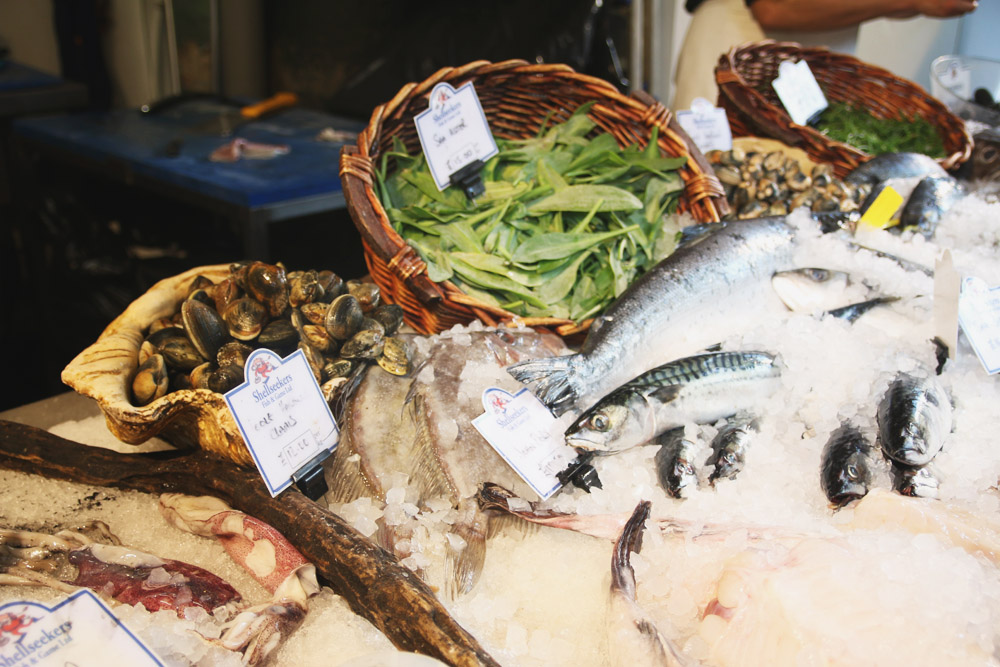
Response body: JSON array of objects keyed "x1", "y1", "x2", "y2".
[{"x1": 911, "y1": 0, "x2": 978, "y2": 18}]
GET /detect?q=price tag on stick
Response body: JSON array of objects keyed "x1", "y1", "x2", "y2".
[
  {"x1": 772, "y1": 60, "x2": 829, "y2": 126},
  {"x1": 225, "y1": 348, "x2": 339, "y2": 498},
  {"x1": 414, "y1": 81, "x2": 499, "y2": 198},
  {"x1": 676, "y1": 97, "x2": 733, "y2": 154}
]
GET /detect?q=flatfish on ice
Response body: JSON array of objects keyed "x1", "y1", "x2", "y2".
[{"x1": 326, "y1": 327, "x2": 567, "y2": 596}]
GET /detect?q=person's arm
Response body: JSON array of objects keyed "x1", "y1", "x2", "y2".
[{"x1": 747, "y1": 0, "x2": 977, "y2": 32}]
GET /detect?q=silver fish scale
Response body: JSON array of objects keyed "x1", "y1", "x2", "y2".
[{"x1": 624, "y1": 351, "x2": 777, "y2": 390}]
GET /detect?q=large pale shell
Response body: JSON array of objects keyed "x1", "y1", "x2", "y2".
[{"x1": 61, "y1": 265, "x2": 254, "y2": 466}]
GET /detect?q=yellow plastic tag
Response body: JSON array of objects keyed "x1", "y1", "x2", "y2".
[{"x1": 859, "y1": 186, "x2": 904, "y2": 229}]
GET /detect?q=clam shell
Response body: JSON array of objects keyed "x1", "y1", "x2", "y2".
[
  {"x1": 182, "y1": 298, "x2": 230, "y2": 361},
  {"x1": 61, "y1": 265, "x2": 254, "y2": 466},
  {"x1": 224, "y1": 297, "x2": 267, "y2": 341},
  {"x1": 325, "y1": 294, "x2": 365, "y2": 341}
]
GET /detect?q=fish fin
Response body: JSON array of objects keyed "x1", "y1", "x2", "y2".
[
  {"x1": 647, "y1": 384, "x2": 682, "y2": 404},
  {"x1": 506, "y1": 354, "x2": 581, "y2": 415},
  {"x1": 324, "y1": 419, "x2": 374, "y2": 504},
  {"x1": 446, "y1": 505, "x2": 489, "y2": 598},
  {"x1": 487, "y1": 511, "x2": 538, "y2": 540},
  {"x1": 408, "y1": 392, "x2": 457, "y2": 501}
]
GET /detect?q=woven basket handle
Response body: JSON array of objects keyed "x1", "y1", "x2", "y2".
[
  {"x1": 715, "y1": 52, "x2": 804, "y2": 148},
  {"x1": 339, "y1": 145, "x2": 444, "y2": 305}
]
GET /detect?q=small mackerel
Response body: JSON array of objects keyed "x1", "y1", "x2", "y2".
[{"x1": 564, "y1": 350, "x2": 781, "y2": 454}]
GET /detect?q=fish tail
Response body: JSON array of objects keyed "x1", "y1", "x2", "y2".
[
  {"x1": 446, "y1": 503, "x2": 489, "y2": 598},
  {"x1": 506, "y1": 354, "x2": 583, "y2": 415}
]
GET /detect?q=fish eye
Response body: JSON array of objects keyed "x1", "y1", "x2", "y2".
[
  {"x1": 846, "y1": 464, "x2": 858, "y2": 479},
  {"x1": 808, "y1": 268, "x2": 829, "y2": 281},
  {"x1": 722, "y1": 453, "x2": 736, "y2": 464},
  {"x1": 589, "y1": 413, "x2": 611, "y2": 432}
]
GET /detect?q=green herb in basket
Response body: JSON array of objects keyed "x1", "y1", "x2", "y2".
[
  {"x1": 375, "y1": 104, "x2": 687, "y2": 324},
  {"x1": 812, "y1": 102, "x2": 946, "y2": 158}
]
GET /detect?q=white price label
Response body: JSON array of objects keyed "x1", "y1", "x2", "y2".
[
  {"x1": 772, "y1": 60, "x2": 828, "y2": 126},
  {"x1": 938, "y1": 62, "x2": 973, "y2": 101},
  {"x1": 225, "y1": 348, "x2": 339, "y2": 496},
  {"x1": 472, "y1": 388, "x2": 577, "y2": 500},
  {"x1": 958, "y1": 276, "x2": 1000, "y2": 374},
  {"x1": 676, "y1": 97, "x2": 733, "y2": 154},
  {"x1": 0, "y1": 590, "x2": 163, "y2": 666},
  {"x1": 414, "y1": 81, "x2": 499, "y2": 191}
]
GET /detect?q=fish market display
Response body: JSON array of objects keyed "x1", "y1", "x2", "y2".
[
  {"x1": 508, "y1": 216, "x2": 796, "y2": 415},
  {"x1": 326, "y1": 327, "x2": 567, "y2": 597},
  {"x1": 897, "y1": 174, "x2": 966, "y2": 237},
  {"x1": 564, "y1": 351, "x2": 781, "y2": 455},
  {"x1": 844, "y1": 151, "x2": 947, "y2": 187}
]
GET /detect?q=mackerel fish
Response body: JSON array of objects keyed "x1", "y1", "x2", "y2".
[
  {"x1": 564, "y1": 350, "x2": 781, "y2": 454},
  {"x1": 508, "y1": 216, "x2": 796, "y2": 415},
  {"x1": 820, "y1": 423, "x2": 876, "y2": 508},
  {"x1": 877, "y1": 371, "x2": 952, "y2": 467}
]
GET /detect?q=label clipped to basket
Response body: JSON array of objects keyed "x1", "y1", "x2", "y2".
[
  {"x1": 676, "y1": 97, "x2": 733, "y2": 154},
  {"x1": 224, "y1": 348, "x2": 339, "y2": 497},
  {"x1": 772, "y1": 60, "x2": 828, "y2": 127},
  {"x1": 472, "y1": 387, "x2": 577, "y2": 500},
  {"x1": 958, "y1": 276, "x2": 1000, "y2": 374},
  {"x1": 414, "y1": 81, "x2": 499, "y2": 191}
]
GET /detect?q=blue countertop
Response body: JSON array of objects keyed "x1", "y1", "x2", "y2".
[{"x1": 12, "y1": 99, "x2": 367, "y2": 210}]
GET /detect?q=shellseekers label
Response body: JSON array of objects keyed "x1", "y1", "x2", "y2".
[
  {"x1": 414, "y1": 81, "x2": 498, "y2": 191},
  {"x1": 0, "y1": 590, "x2": 163, "y2": 666},
  {"x1": 225, "y1": 348, "x2": 339, "y2": 496},
  {"x1": 958, "y1": 276, "x2": 1000, "y2": 374},
  {"x1": 473, "y1": 387, "x2": 577, "y2": 500}
]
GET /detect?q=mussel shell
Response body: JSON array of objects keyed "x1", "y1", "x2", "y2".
[
  {"x1": 339, "y1": 329, "x2": 385, "y2": 360},
  {"x1": 245, "y1": 261, "x2": 289, "y2": 317},
  {"x1": 132, "y1": 354, "x2": 169, "y2": 405},
  {"x1": 257, "y1": 319, "x2": 299, "y2": 354},
  {"x1": 208, "y1": 365, "x2": 244, "y2": 394},
  {"x1": 369, "y1": 303, "x2": 404, "y2": 336},
  {"x1": 224, "y1": 297, "x2": 267, "y2": 341},
  {"x1": 187, "y1": 288, "x2": 215, "y2": 306},
  {"x1": 377, "y1": 337, "x2": 411, "y2": 376},
  {"x1": 289, "y1": 269, "x2": 321, "y2": 307},
  {"x1": 182, "y1": 298, "x2": 230, "y2": 361},
  {"x1": 346, "y1": 280, "x2": 381, "y2": 313},
  {"x1": 325, "y1": 294, "x2": 365, "y2": 341},
  {"x1": 217, "y1": 341, "x2": 254, "y2": 368},
  {"x1": 159, "y1": 336, "x2": 207, "y2": 372}
]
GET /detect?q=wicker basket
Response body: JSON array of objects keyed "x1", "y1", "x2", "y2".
[
  {"x1": 715, "y1": 41, "x2": 973, "y2": 180},
  {"x1": 339, "y1": 59, "x2": 728, "y2": 338}
]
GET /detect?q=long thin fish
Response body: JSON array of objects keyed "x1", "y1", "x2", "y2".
[
  {"x1": 565, "y1": 351, "x2": 781, "y2": 454},
  {"x1": 508, "y1": 217, "x2": 796, "y2": 415},
  {"x1": 610, "y1": 501, "x2": 702, "y2": 666}
]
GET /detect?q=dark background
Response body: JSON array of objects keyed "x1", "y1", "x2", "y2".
[{"x1": 0, "y1": 0, "x2": 633, "y2": 411}]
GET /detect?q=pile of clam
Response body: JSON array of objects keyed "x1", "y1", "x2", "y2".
[
  {"x1": 708, "y1": 147, "x2": 871, "y2": 220},
  {"x1": 131, "y1": 261, "x2": 409, "y2": 407}
]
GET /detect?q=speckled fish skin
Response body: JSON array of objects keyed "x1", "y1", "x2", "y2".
[
  {"x1": 899, "y1": 175, "x2": 965, "y2": 238},
  {"x1": 707, "y1": 415, "x2": 759, "y2": 484},
  {"x1": 820, "y1": 423, "x2": 875, "y2": 508},
  {"x1": 508, "y1": 217, "x2": 796, "y2": 416},
  {"x1": 845, "y1": 152, "x2": 947, "y2": 187},
  {"x1": 564, "y1": 351, "x2": 781, "y2": 454},
  {"x1": 877, "y1": 372, "x2": 952, "y2": 467}
]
